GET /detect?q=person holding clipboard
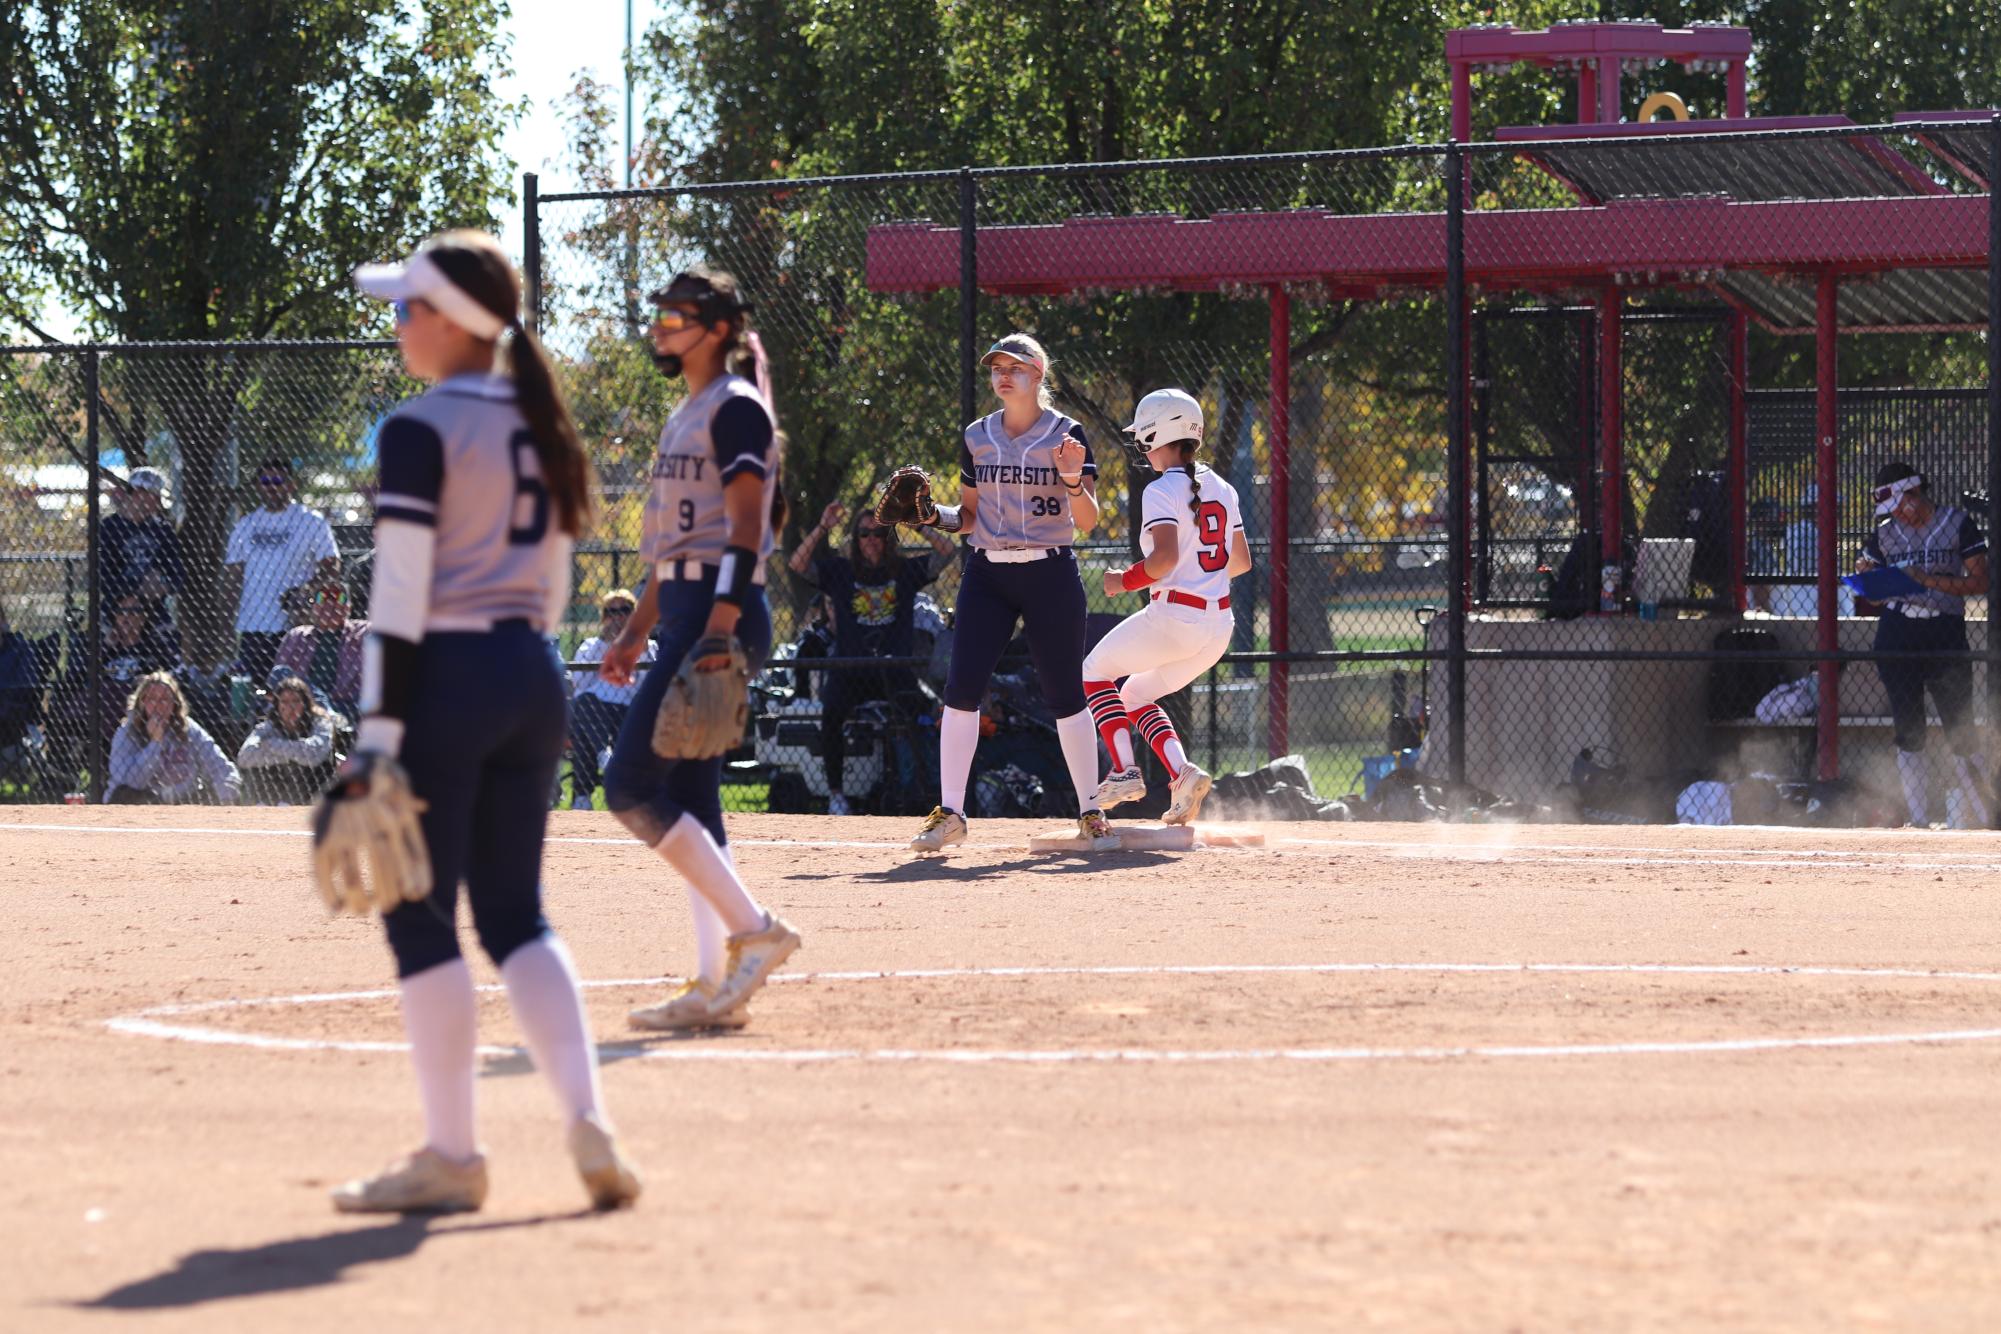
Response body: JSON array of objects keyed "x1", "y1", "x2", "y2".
[{"x1": 1847, "y1": 462, "x2": 1992, "y2": 826}]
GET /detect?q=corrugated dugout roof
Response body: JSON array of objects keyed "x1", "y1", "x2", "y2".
[
  {"x1": 1895, "y1": 112, "x2": 1998, "y2": 188},
  {"x1": 1712, "y1": 267, "x2": 1989, "y2": 334},
  {"x1": 1496, "y1": 117, "x2": 1942, "y2": 204}
]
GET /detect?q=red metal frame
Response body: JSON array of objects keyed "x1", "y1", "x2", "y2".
[
  {"x1": 1598, "y1": 288, "x2": 1623, "y2": 571},
  {"x1": 1815, "y1": 272, "x2": 1841, "y2": 782},
  {"x1": 1446, "y1": 22, "x2": 1753, "y2": 138},
  {"x1": 1727, "y1": 313, "x2": 1749, "y2": 610},
  {"x1": 1267, "y1": 286, "x2": 1291, "y2": 759},
  {"x1": 865, "y1": 196, "x2": 1990, "y2": 295}
]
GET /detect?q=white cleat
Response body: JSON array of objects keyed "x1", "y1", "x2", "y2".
[
  {"x1": 627, "y1": 977, "x2": 751, "y2": 1032},
  {"x1": 909, "y1": 806, "x2": 967, "y2": 853},
  {"x1": 1079, "y1": 808, "x2": 1121, "y2": 852},
  {"x1": 1163, "y1": 763, "x2": 1214, "y2": 825},
  {"x1": 1091, "y1": 766, "x2": 1147, "y2": 810},
  {"x1": 567, "y1": 1114, "x2": 642, "y2": 1211},
  {"x1": 331, "y1": 1148, "x2": 488, "y2": 1215},
  {"x1": 710, "y1": 914, "x2": 803, "y2": 1013}
]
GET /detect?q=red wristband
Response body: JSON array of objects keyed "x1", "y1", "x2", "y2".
[{"x1": 1120, "y1": 561, "x2": 1156, "y2": 591}]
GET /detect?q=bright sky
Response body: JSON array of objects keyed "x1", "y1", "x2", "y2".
[
  {"x1": 494, "y1": 0, "x2": 672, "y2": 258},
  {"x1": 30, "y1": 1, "x2": 668, "y2": 340}
]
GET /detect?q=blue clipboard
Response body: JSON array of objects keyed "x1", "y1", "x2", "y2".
[{"x1": 1841, "y1": 566, "x2": 1925, "y2": 601}]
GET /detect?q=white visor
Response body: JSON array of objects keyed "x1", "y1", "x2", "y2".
[
  {"x1": 353, "y1": 250, "x2": 511, "y2": 341},
  {"x1": 1873, "y1": 474, "x2": 1922, "y2": 517}
]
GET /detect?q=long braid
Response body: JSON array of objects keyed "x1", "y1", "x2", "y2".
[{"x1": 1180, "y1": 443, "x2": 1201, "y2": 517}]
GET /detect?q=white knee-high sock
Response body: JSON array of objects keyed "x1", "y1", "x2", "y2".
[
  {"x1": 1897, "y1": 748, "x2": 1930, "y2": 826},
  {"x1": 1056, "y1": 710, "x2": 1102, "y2": 815},
  {"x1": 499, "y1": 933, "x2": 604, "y2": 1125},
  {"x1": 656, "y1": 813, "x2": 765, "y2": 935},
  {"x1": 687, "y1": 886, "x2": 728, "y2": 985},
  {"x1": 398, "y1": 958, "x2": 479, "y2": 1161},
  {"x1": 939, "y1": 706, "x2": 979, "y2": 815},
  {"x1": 1954, "y1": 754, "x2": 1992, "y2": 827}
]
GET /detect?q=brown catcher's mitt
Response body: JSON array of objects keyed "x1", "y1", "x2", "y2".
[
  {"x1": 875, "y1": 466, "x2": 938, "y2": 528},
  {"x1": 651, "y1": 634, "x2": 751, "y2": 759}
]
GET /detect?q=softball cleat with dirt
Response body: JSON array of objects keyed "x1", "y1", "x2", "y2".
[
  {"x1": 909, "y1": 806, "x2": 968, "y2": 853},
  {"x1": 331, "y1": 1148, "x2": 488, "y2": 1215},
  {"x1": 628, "y1": 977, "x2": 751, "y2": 1032},
  {"x1": 710, "y1": 913, "x2": 803, "y2": 1012},
  {"x1": 568, "y1": 1114, "x2": 642, "y2": 1211},
  {"x1": 1092, "y1": 766, "x2": 1147, "y2": 809},
  {"x1": 1079, "y1": 808, "x2": 1121, "y2": 851},
  {"x1": 1163, "y1": 763, "x2": 1214, "y2": 825}
]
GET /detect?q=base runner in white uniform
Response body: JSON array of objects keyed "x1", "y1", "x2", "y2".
[{"x1": 1082, "y1": 389, "x2": 1252, "y2": 825}]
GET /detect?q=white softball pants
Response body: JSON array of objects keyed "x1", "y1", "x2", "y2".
[{"x1": 1081, "y1": 600, "x2": 1235, "y2": 709}]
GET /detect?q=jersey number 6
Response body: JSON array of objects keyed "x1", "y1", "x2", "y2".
[
  {"x1": 508, "y1": 430, "x2": 551, "y2": 545},
  {"x1": 1194, "y1": 501, "x2": 1229, "y2": 571}
]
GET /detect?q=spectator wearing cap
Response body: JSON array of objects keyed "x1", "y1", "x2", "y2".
[
  {"x1": 101, "y1": 466, "x2": 184, "y2": 630},
  {"x1": 1856, "y1": 460, "x2": 1992, "y2": 827},
  {"x1": 788, "y1": 496, "x2": 958, "y2": 814},
  {"x1": 274, "y1": 573, "x2": 366, "y2": 723},
  {"x1": 221, "y1": 457, "x2": 339, "y2": 685},
  {"x1": 566, "y1": 589, "x2": 652, "y2": 810}
]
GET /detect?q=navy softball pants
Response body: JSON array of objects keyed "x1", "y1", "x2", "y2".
[
  {"x1": 943, "y1": 549, "x2": 1087, "y2": 717},
  {"x1": 383, "y1": 622, "x2": 566, "y2": 979},
  {"x1": 604, "y1": 570, "x2": 772, "y2": 847},
  {"x1": 1874, "y1": 611, "x2": 1976, "y2": 754}
]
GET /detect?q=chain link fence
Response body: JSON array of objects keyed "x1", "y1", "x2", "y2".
[{"x1": 1, "y1": 119, "x2": 1993, "y2": 826}]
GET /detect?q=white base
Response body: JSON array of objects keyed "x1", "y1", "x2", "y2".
[{"x1": 1026, "y1": 824, "x2": 1265, "y2": 853}]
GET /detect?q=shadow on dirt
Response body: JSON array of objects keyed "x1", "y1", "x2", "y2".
[
  {"x1": 78, "y1": 1210, "x2": 593, "y2": 1310},
  {"x1": 788, "y1": 851, "x2": 1183, "y2": 884}
]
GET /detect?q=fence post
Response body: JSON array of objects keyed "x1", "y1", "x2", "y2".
[
  {"x1": 523, "y1": 172, "x2": 542, "y2": 335},
  {"x1": 1988, "y1": 116, "x2": 2000, "y2": 740},
  {"x1": 85, "y1": 349, "x2": 104, "y2": 803},
  {"x1": 1267, "y1": 284, "x2": 1291, "y2": 760},
  {"x1": 1814, "y1": 270, "x2": 1841, "y2": 782},
  {"x1": 1444, "y1": 143, "x2": 1468, "y2": 791},
  {"x1": 959, "y1": 168, "x2": 977, "y2": 428}
]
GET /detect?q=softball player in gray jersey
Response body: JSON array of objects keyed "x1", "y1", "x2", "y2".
[
  {"x1": 1856, "y1": 461, "x2": 1992, "y2": 826},
  {"x1": 333, "y1": 230, "x2": 639, "y2": 1215},
  {"x1": 598, "y1": 268, "x2": 802, "y2": 1033},
  {"x1": 905, "y1": 333, "x2": 1117, "y2": 853}
]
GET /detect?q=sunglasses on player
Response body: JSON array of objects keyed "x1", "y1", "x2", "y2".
[{"x1": 650, "y1": 308, "x2": 704, "y2": 334}]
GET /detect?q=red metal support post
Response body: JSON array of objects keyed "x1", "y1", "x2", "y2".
[
  {"x1": 1578, "y1": 63, "x2": 1598, "y2": 126},
  {"x1": 1726, "y1": 60, "x2": 1748, "y2": 119},
  {"x1": 1727, "y1": 312, "x2": 1749, "y2": 610},
  {"x1": 1598, "y1": 57, "x2": 1622, "y2": 124},
  {"x1": 1450, "y1": 61, "x2": 1472, "y2": 142},
  {"x1": 1598, "y1": 286, "x2": 1623, "y2": 571},
  {"x1": 1268, "y1": 285, "x2": 1291, "y2": 760},
  {"x1": 1815, "y1": 271, "x2": 1842, "y2": 781}
]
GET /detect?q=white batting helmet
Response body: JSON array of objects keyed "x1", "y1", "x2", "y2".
[{"x1": 1124, "y1": 388, "x2": 1203, "y2": 448}]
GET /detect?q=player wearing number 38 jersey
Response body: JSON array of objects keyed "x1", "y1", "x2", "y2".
[{"x1": 1084, "y1": 388, "x2": 1252, "y2": 825}]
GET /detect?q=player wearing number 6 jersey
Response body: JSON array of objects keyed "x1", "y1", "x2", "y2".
[
  {"x1": 330, "y1": 231, "x2": 639, "y2": 1213},
  {"x1": 1083, "y1": 388, "x2": 1252, "y2": 825}
]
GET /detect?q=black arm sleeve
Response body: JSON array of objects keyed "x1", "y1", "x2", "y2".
[
  {"x1": 375, "y1": 634, "x2": 421, "y2": 725},
  {"x1": 376, "y1": 416, "x2": 446, "y2": 528}
]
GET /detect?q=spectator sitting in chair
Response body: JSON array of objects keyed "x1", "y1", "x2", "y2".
[
  {"x1": 0, "y1": 598, "x2": 43, "y2": 762},
  {"x1": 104, "y1": 670, "x2": 241, "y2": 805},
  {"x1": 789, "y1": 499, "x2": 957, "y2": 814},
  {"x1": 566, "y1": 589, "x2": 652, "y2": 811},
  {"x1": 236, "y1": 674, "x2": 336, "y2": 805},
  {"x1": 1858, "y1": 461, "x2": 1991, "y2": 827},
  {"x1": 274, "y1": 574, "x2": 365, "y2": 723},
  {"x1": 221, "y1": 457, "x2": 339, "y2": 685}
]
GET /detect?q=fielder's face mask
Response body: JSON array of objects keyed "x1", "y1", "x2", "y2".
[
  {"x1": 1875, "y1": 473, "x2": 1924, "y2": 518},
  {"x1": 647, "y1": 270, "x2": 751, "y2": 378}
]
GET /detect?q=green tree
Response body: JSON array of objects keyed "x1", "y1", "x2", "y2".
[{"x1": 0, "y1": 0, "x2": 518, "y2": 658}]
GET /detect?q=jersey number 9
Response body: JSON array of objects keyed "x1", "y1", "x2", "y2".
[
  {"x1": 1194, "y1": 501, "x2": 1229, "y2": 571},
  {"x1": 508, "y1": 431, "x2": 551, "y2": 546}
]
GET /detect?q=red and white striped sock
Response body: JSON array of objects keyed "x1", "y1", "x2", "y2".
[
  {"x1": 1084, "y1": 679, "x2": 1136, "y2": 770},
  {"x1": 1130, "y1": 703, "x2": 1187, "y2": 778}
]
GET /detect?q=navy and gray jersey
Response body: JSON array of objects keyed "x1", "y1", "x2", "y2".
[
  {"x1": 645, "y1": 374, "x2": 778, "y2": 568},
  {"x1": 957, "y1": 409, "x2": 1095, "y2": 550},
  {"x1": 374, "y1": 373, "x2": 572, "y2": 633},
  {"x1": 1860, "y1": 504, "x2": 1988, "y2": 617}
]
